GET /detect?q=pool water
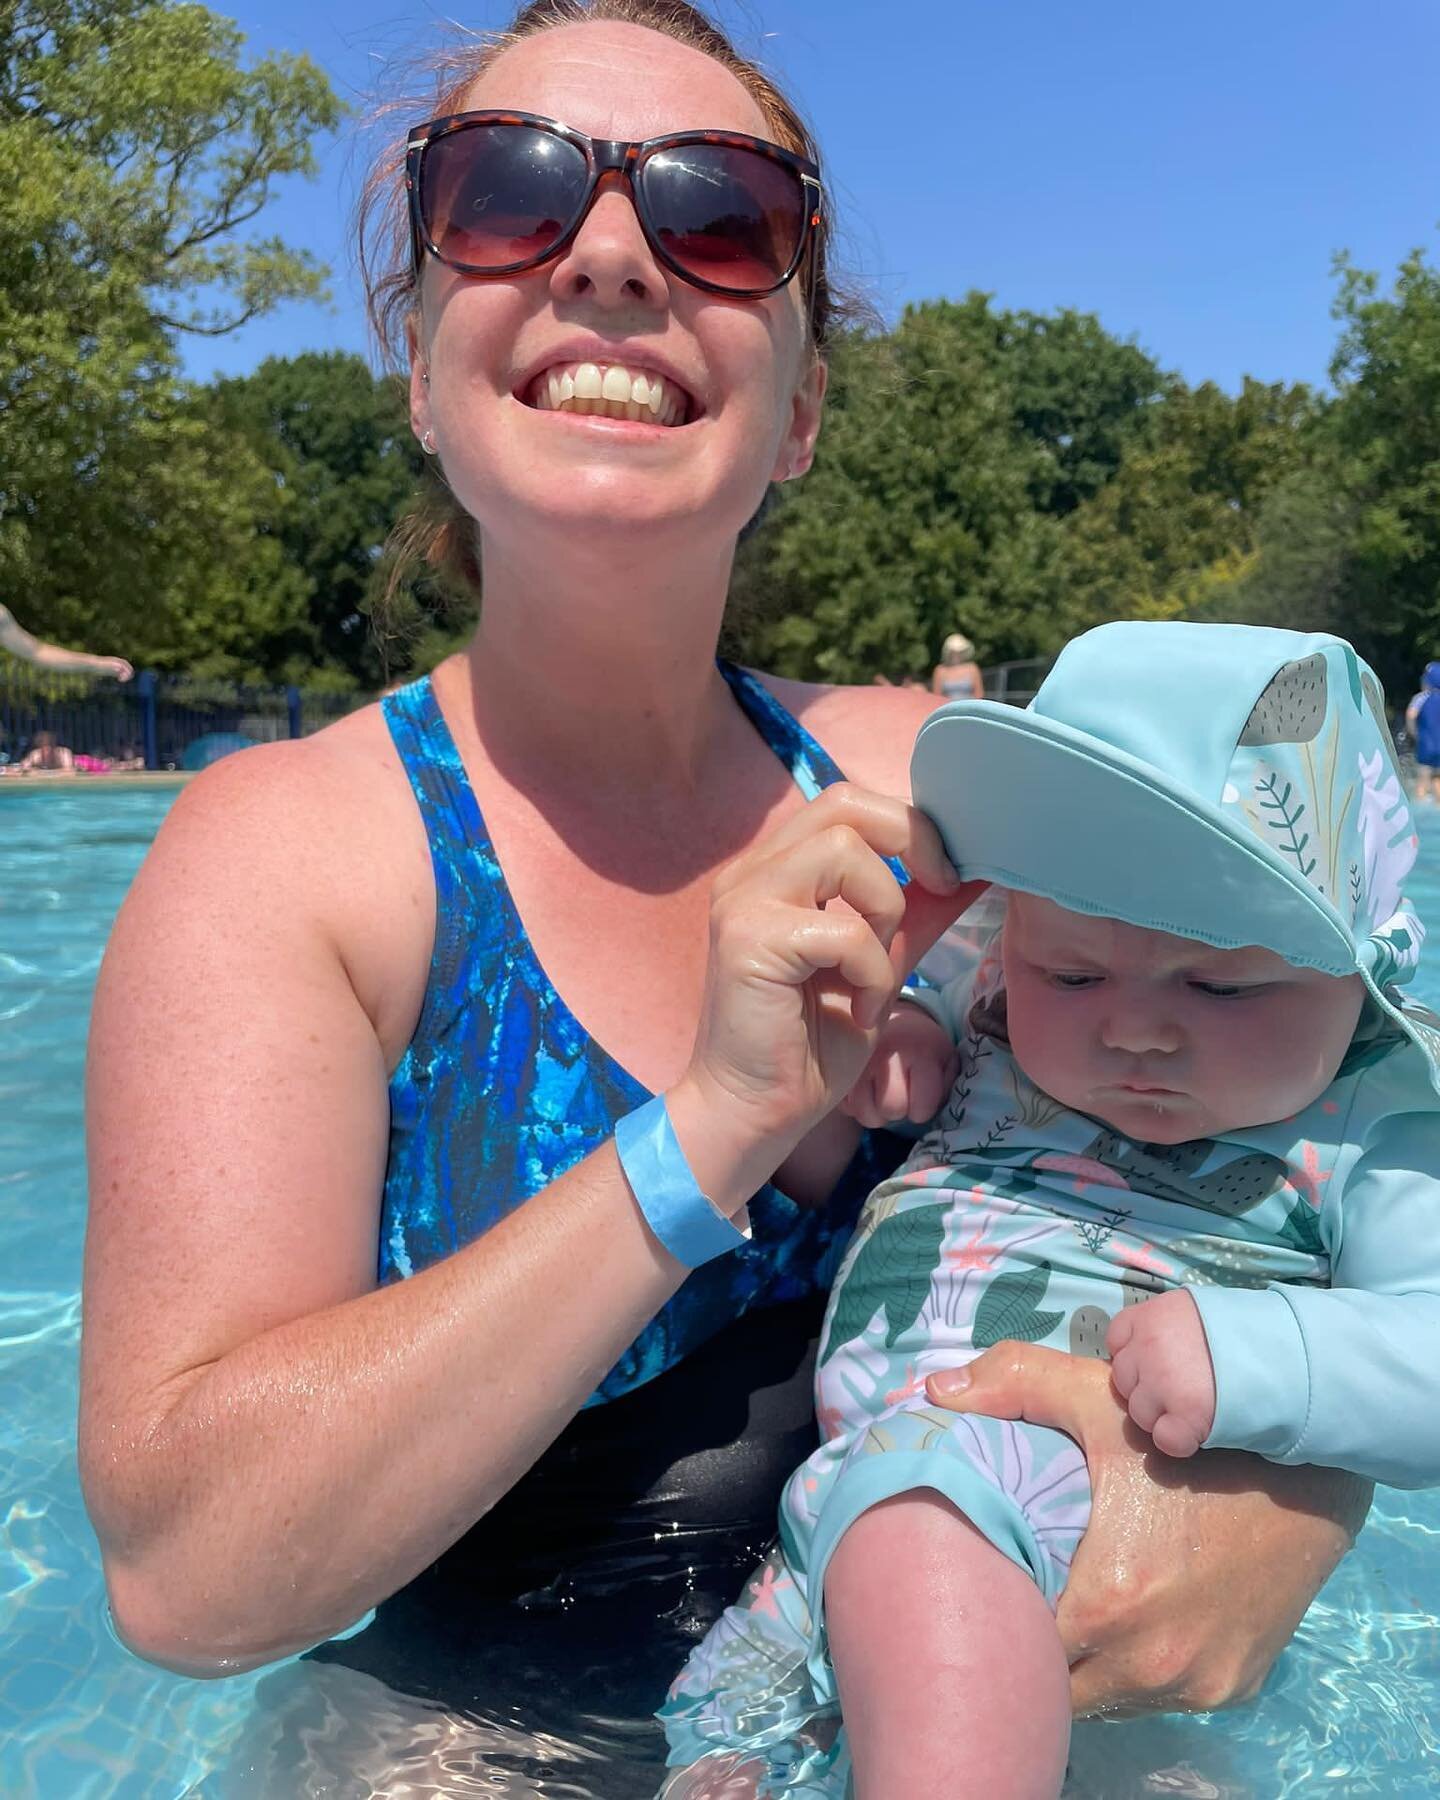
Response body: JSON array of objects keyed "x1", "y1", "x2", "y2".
[{"x1": 4, "y1": 784, "x2": 1440, "y2": 1797}]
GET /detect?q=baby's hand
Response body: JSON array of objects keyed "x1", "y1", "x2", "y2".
[
  {"x1": 1106, "y1": 1291, "x2": 1217, "y2": 1458},
  {"x1": 841, "y1": 1000, "x2": 957, "y2": 1129}
]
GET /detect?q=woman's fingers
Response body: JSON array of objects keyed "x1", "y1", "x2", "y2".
[
  {"x1": 712, "y1": 781, "x2": 979, "y2": 988},
  {"x1": 926, "y1": 1341, "x2": 1115, "y2": 1439},
  {"x1": 720, "y1": 783, "x2": 962, "y2": 906},
  {"x1": 788, "y1": 910, "x2": 899, "y2": 1029},
  {"x1": 715, "y1": 821, "x2": 907, "y2": 966}
]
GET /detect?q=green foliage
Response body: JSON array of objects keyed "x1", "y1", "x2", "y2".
[
  {"x1": 0, "y1": 0, "x2": 343, "y2": 679},
  {"x1": 731, "y1": 295, "x2": 1171, "y2": 683},
  {"x1": 1054, "y1": 377, "x2": 1317, "y2": 638},
  {"x1": 1224, "y1": 243, "x2": 1440, "y2": 694},
  {"x1": 204, "y1": 352, "x2": 429, "y2": 687},
  {"x1": 7, "y1": 6, "x2": 1440, "y2": 715}
]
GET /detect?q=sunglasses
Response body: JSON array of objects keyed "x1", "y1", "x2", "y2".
[{"x1": 405, "y1": 110, "x2": 822, "y2": 299}]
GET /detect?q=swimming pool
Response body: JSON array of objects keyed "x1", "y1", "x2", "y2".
[{"x1": 4, "y1": 783, "x2": 1440, "y2": 1797}]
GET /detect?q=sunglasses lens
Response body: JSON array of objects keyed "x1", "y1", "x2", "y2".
[
  {"x1": 421, "y1": 123, "x2": 589, "y2": 270},
  {"x1": 641, "y1": 143, "x2": 807, "y2": 292}
]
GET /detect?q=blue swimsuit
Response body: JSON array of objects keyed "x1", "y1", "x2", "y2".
[
  {"x1": 309, "y1": 666, "x2": 907, "y2": 1746},
  {"x1": 377, "y1": 662, "x2": 893, "y2": 1398}
]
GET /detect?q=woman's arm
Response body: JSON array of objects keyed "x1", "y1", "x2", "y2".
[
  {"x1": 81, "y1": 744, "x2": 696, "y2": 1674},
  {"x1": 926, "y1": 1344, "x2": 1369, "y2": 1715},
  {"x1": 82, "y1": 752, "x2": 966, "y2": 1676}
]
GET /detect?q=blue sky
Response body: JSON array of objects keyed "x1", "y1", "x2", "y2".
[{"x1": 184, "y1": 0, "x2": 1440, "y2": 393}]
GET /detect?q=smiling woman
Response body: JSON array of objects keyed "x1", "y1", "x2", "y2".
[{"x1": 78, "y1": 2, "x2": 1375, "y2": 1792}]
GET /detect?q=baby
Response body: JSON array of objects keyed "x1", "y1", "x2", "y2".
[{"x1": 660, "y1": 621, "x2": 1440, "y2": 1798}]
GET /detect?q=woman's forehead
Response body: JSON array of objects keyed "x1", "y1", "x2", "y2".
[{"x1": 465, "y1": 21, "x2": 773, "y2": 143}]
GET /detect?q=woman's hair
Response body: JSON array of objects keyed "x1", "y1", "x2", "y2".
[
  {"x1": 358, "y1": 0, "x2": 851, "y2": 617},
  {"x1": 942, "y1": 633, "x2": 976, "y2": 663}
]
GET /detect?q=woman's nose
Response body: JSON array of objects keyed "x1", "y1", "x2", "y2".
[{"x1": 548, "y1": 175, "x2": 668, "y2": 311}]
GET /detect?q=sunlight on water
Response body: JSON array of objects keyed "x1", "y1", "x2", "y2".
[{"x1": 4, "y1": 784, "x2": 1440, "y2": 1796}]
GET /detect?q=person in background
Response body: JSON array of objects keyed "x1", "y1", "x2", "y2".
[
  {"x1": 4, "y1": 728, "x2": 76, "y2": 774},
  {"x1": 1405, "y1": 661, "x2": 1440, "y2": 801},
  {"x1": 80, "y1": 1, "x2": 1369, "y2": 1778},
  {"x1": 930, "y1": 631, "x2": 982, "y2": 701},
  {"x1": 0, "y1": 603, "x2": 133, "y2": 681}
]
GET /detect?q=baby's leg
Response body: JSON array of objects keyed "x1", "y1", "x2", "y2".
[{"x1": 825, "y1": 1492, "x2": 1070, "y2": 1800}]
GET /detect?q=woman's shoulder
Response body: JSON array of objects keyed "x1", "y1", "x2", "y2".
[
  {"x1": 168, "y1": 699, "x2": 404, "y2": 842},
  {"x1": 135, "y1": 700, "x2": 433, "y2": 1054},
  {"x1": 745, "y1": 670, "x2": 945, "y2": 799}
]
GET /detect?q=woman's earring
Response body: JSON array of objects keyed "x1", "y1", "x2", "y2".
[{"x1": 420, "y1": 430, "x2": 438, "y2": 456}]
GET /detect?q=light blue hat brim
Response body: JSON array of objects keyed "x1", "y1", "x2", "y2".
[{"x1": 912, "y1": 702, "x2": 1360, "y2": 976}]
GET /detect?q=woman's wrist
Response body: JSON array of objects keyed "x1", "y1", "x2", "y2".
[{"x1": 663, "y1": 1074, "x2": 800, "y2": 1219}]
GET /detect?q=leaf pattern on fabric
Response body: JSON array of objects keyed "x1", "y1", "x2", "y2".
[
  {"x1": 1276, "y1": 1194, "x2": 1327, "y2": 1256},
  {"x1": 973, "y1": 1260, "x2": 1065, "y2": 1347},
  {"x1": 818, "y1": 1204, "x2": 946, "y2": 1365}
]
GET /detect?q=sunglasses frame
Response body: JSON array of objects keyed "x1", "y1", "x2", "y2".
[{"x1": 405, "y1": 109, "x2": 822, "y2": 299}]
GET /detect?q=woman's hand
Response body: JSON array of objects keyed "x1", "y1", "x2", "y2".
[
  {"x1": 670, "y1": 784, "x2": 975, "y2": 1203},
  {"x1": 926, "y1": 1343, "x2": 1371, "y2": 1717}
]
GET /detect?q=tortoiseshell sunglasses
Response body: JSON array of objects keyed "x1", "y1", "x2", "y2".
[{"x1": 405, "y1": 110, "x2": 822, "y2": 298}]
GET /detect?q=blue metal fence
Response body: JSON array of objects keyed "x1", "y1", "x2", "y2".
[{"x1": 0, "y1": 667, "x2": 364, "y2": 771}]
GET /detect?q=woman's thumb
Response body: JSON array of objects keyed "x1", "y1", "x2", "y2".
[{"x1": 926, "y1": 1341, "x2": 1091, "y2": 1432}]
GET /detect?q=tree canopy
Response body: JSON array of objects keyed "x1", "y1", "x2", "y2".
[
  {"x1": 0, "y1": 0, "x2": 343, "y2": 676},
  {"x1": 6, "y1": 6, "x2": 1440, "y2": 702}
]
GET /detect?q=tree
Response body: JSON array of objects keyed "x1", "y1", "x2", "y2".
[
  {"x1": 1053, "y1": 377, "x2": 1317, "y2": 641},
  {"x1": 1224, "y1": 242, "x2": 1440, "y2": 696},
  {"x1": 728, "y1": 297, "x2": 1171, "y2": 682},
  {"x1": 0, "y1": 1, "x2": 343, "y2": 669},
  {"x1": 205, "y1": 353, "x2": 428, "y2": 688}
]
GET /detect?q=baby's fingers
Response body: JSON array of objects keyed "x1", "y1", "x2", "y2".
[
  {"x1": 1150, "y1": 1413, "x2": 1203, "y2": 1459},
  {"x1": 1123, "y1": 1380, "x2": 1164, "y2": 1437},
  {"x1": 1108, "y1": 1344, "x2": 1139, "y2": 1400}
]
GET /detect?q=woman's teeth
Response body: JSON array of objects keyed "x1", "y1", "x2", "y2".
[{"x1": 530, "y1": 362, "x2": 688, "y2": 426}]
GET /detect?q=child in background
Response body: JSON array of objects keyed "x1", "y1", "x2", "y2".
[
  {"x1": 661, "y1": 622, "x2": 1440, "y2": 1799},
  {"x1": 1405, "y1": 660, "x2": 1440, "y2": 801}
]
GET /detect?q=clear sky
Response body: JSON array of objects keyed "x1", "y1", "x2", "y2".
[{"x1": 182, "y1": 0, "x2": 1440, "y2": 393}]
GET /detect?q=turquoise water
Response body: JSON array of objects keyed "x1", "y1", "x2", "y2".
[{"x1": 4, "y1": 784, "x2": 1440, "y2": 1797}]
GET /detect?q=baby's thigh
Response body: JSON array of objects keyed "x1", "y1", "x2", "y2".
[{"x1": 804, "y1": 1408, "x2": 1093, "y2": 1615}]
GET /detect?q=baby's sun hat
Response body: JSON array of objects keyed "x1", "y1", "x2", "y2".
[{"x1": 912, "y1": 620, "x2": 1440, "y2": 1086}]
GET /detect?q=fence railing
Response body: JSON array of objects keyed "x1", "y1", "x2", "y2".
[
  {"x1": 982, "y1": 657, "x2": 1053, "y2": 706},
  {"x1": 0, "y1": 667, "x2": 365, "y2": 772}
]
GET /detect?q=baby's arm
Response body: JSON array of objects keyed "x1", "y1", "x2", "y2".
[
  {"x1": 1113, "y1": 1096, "x2": 1440, "y2": 1485},
  {"x1": 840, "y1": 994, "x2": 958, "y2": 1129}
]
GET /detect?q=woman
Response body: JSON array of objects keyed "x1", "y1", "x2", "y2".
[
  {"x1": 79, "y1": 0, "x2": 1366, "y2": 1771},
  {"x1": 931, "y1": 631, "x2": 983, "y2": 701}
]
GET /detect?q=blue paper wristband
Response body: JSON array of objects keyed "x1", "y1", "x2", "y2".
[{"x1": 614, "y1": 1095, "x2": 752, "y2": 1268}]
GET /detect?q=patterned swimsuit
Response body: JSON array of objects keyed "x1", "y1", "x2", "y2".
[{"x1": 660, "y1": 937, "x2": 1431, "y2": 1798}]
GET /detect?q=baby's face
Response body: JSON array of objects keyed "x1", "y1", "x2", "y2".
[{"x1": 1002, "y1": 894, "x2": 1366, "y2": 1144}]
